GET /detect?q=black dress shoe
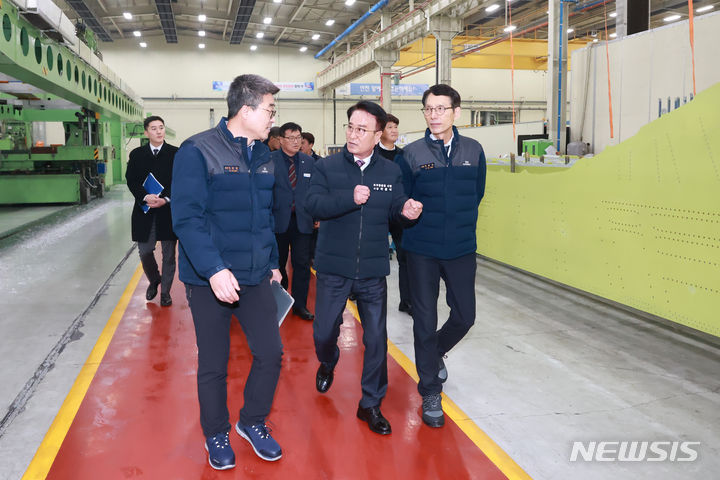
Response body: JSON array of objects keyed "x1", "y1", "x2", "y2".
[
  {"x1": 160, "y1": 293, "x2": 172, "y2": 307},
  {"x1": 398, "y1": 301, "x2": 412, "y2": 315},
  {"x1": 146, "y1": 281, "x2": 160, "y2": 301},
  {"x1": 316, "y1": 363, "x2": 334, "y2": 393},
  {"x1": 293, "y1": 306, "x2": 314, "y2": 321},
  {"x1": 356, "y1": 405, "x2": 392, "y2": 435}
]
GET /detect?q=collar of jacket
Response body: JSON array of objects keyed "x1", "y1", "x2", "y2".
[
  {"x1": 281, "y1": 150, "x2": 298, "y2": 165},
  {"x1": 216, "y1": 117, "x2": 270, "y2": 166},
  {"x1": 424, "y1": 125, "x2": 459, "y2": 160},
  {"x1": 342, "y1": 144, "x2": 381, "y2": 168},
  {"x1": 217, "y1": 117, "x2": 251, "y2": 149}
]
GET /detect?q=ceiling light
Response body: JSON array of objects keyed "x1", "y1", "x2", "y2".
[
  {"x1": 663, "y1": 14, "x2": 681, "y2": 22},
  {"x1": 256, "y1": 32, "x2": 264, "y2": 38},
  {"x1": 503, "y1": 25, "x2": 516, "y2": 32},
  {"x1": 696, "y1": 5, "x2": 714, "y2": 12},
  {"x1": 567, "y1": 28, "x2": 574, "y2": 33},
  {"x1": 133, "y1": 30, "x2": 141, "y2": 37},
  {"x1": 273, "y1": 0, "x2": 282, "y2": 3},
  {"x1": 345, "y1": 0, "x2": 356, "y2": 5},
  {"x1": 250, "y1": 45, "x2": 258, "y2": 51},
  {"x1": 199, "y1": 30, "x2": 206, "y2": 37},
  {"x1": 312, "y1": 33, "x2": 320, "y2": 40},
  {"x1": 139, "y1": 42, "x2": 147, "y2": 48},
  {"x1": 486, "y1": 4, "x2": 500, "y2": 13},
  {"x1": 264, "y1": 17, "x2": 272, "y2": 24},
  {"x1": 326, "y1": 19, "x2": 335, "y2": 26},
  {"x1": 300, "y1": 46, "x2": 308, "y2": 52},
  {"x1": 123, "y1": 12, "x2": 132, "y2": 20},
  {"x1": 609, "y1": 32, "x2": 617, "y2": 38},
  {"x1": 609, "y1": 12, "x2": 617, "y2": 18},
  {"x1": 198, "y1": 14, "x2": 207, "y2": 22},
  {"x1": 199, "y1": 43, "x2": 205, "y2": 49}
]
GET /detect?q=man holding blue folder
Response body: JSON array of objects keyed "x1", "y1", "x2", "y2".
[{"x1": 126, "y1": 115, "x2": 178, "y2": 306}]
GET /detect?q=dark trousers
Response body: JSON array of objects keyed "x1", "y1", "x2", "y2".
[
  {"x1": 185, "y1": 280, "x2": 283, "y2": 437},
  {"x1": 275, "y1": 213, "x2": 313, "y2": 309},
  {"x1": 406, "y1": 252, "x2": 476, "y2": 397},
  {"x1": 389, "y1": 225, "x2": 411, "y2": 306},
  {"x1": 138, "y1": 221, "x2": 176, "y2": 295},
  {"x1": 313, "y1": 273, "x2": 388, "y2": 408}
]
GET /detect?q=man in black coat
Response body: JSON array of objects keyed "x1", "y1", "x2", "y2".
[
  {"x1": 306, "y1": 101, "x2": 423, "y2": 436},
  {"x1": 126, "y1": 115, "x2": 178, "y2": 306},
  {"x1": 272, "y1": 122, "x2": 315, "y2": 320}
]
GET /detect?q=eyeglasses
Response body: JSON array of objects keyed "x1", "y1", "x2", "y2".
[
  {"x1": 344, "y1": 124, "x2": 380, "y2": 137},
  {"x1": 421, "y1": 105, "x2": 454, "y2": 116},
  {"x1": 283, "y1": 135, "x2": 302, "y2": 142},
  {"x1": 255, "y1": 107, "x2": 277, "y2": 119}
]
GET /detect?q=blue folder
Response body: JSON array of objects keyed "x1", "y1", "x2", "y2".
[{"x1": 141, "y1": 173, "x2": 164, "y2": 213}]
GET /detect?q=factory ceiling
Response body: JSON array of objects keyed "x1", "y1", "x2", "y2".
[{"x1": 50, "y1": 0, "x2": 717, "y2": 55}]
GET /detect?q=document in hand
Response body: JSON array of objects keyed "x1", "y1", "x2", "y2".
[
  {"x1": 142, "y1": 173, "x2": 164, "y2": 213},
  {"x1": 272, "y1": 281, "x2": 295, "y2": 326}
]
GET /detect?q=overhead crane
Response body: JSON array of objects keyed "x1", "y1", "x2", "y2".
[{"x1": 0, "y1": 0, "x2": 144, "y2": 204}]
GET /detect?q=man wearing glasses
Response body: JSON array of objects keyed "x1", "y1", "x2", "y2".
[
  {"x1": 306, "y1": 101, "x2": 423, "y2": 436},
  {"x1": 272, "y1": 122, "x2": 316, "y2": 321},
  {"x1": 400, "y1": 84, "x2": 487, "y2": 428},
  {"x1": 172, "y1": 74, "x2": 284, "y2": 470}
]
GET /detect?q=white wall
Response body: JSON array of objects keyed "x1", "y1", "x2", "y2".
[
  {"x1": 100, "y1": 36, "x2": 548, "y2": 152},
  {"x1": 570, "y1": 10, "x2": 720, "y2": 153}
]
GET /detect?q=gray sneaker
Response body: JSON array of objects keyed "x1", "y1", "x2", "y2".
[
  {"x1": 421, "y1": 393, "x2": 445, "y2": 427},
  {"x1": 438, "y1": 357, "x2": 448, "y2": 383}
]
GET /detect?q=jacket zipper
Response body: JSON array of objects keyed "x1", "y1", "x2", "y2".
[{"x1": 355, "y1": 167, "x2": 364, "y2": 278}]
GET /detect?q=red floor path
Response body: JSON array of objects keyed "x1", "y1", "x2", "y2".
[{"x1": 46, "y1": 273, "x2": 507, "y2": 479}]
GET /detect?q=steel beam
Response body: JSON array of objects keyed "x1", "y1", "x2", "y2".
[
  {"x1": 0, "y1": 1, "x2": 142, "y2": 121},
  {"x1": 316, "y1": 0, "x2": 495, "y2": 92}
]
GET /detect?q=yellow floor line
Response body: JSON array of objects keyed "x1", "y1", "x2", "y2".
[
  {"x1": 345, "y1": 300, "x2": 532, "y2": 480},
  {"x1": 22, "y1": 265, "x2": 144, "y2": 480}
]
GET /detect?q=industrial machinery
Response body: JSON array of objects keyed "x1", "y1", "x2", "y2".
[{"x1": 0, "y1": 0, "x2": 143, "y2": 204}]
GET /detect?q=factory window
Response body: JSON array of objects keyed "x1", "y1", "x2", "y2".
[
  {"x1": 3, "y1": 14, "x2": 11, "y2": 42},
  {"x1": 57, "y1": 53, "x2": 63, "y2": 76},
  {"x1": 94, "y1": 79, "x2": 97, "y2": 96},
  {"x1": 34, "y1": 38, "x2": 41, "y2": 64},
  {"x1": 74, "y1": 66, "x2": 78, "y2": 84},
  {"x1": 20, "y1": 27, "x2": 28, "y2": 56},
  {"x1": 66, "y1": 60, "x2": 71, "y2": 81},
  {"x1": 81, "y1": 71, "x2": 86, "y2": 89},
  {"x1": 47, "y1": 46, "x2": 53, "y2": 71}
]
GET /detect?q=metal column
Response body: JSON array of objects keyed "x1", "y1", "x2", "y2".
[
  {"x1": 430, "y1": 16, "x2": 462, "y2": 86},
  {"x1": 547, "y1": 0, "x2": 569, "y2": 153},
  {"x1": 374, "y1": 49, "x2": 399, "y2": 112}
]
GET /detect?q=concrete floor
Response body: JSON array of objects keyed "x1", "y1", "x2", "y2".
[{"x1": 0, "y1": 186, "x2": 718, "y2": 479}]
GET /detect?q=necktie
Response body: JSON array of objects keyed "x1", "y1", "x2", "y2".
[
  {"x1": 152, "y1": 148, "x2": 159, "y2": 157},
  {"x1": 288, "y1": 160, "x2": 297, "y2": 211},
  {"x1": 288, "y1": 161, "x2": 297, "y2": 189},
  {"x1": 246, "y1": 145, "x2": 253, "y2": 161},
  {"x1": 444, "y1": 145, "x2": 450, "y2": 157},
  {"x1": 356, "y1": 159, "x2": 364, "y2": 168}
]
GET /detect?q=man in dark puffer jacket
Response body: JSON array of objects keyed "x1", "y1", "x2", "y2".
[
  {"x1": 172, "y1": 74, "x2": 284, "y2": 471},
  {"x1": 306, "y1": 101, "x2": 423, "y2": 436},
  {"x1": 400, "y1": 84, "x2": 487, "y2": 430}
]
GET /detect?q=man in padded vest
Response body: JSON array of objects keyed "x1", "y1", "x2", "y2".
[
  {"x1": 399, "y1": 84, "x2": 487, "y2": 429},
  {"x1": 172, "y1": 74, "x2": 284, "y2": 471}
]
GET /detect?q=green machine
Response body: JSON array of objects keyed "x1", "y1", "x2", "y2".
[{"x1": 0, "y1": 0, "x2": 143, "y2": 204}]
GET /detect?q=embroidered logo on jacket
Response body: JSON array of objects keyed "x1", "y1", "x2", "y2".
[
  {"x1": 372, "y1": 183, "x2": 392, "y2": 191},
  {"x1": 224, "y1": 165, "x2": 239, "y2": 173},
  {"x1": 420, "y1": 163, "x2": 435, "y2": 170},
  {"x1": 462, "y1": 160, "x2": 471, "y2": 166},
  {"x1": 259, "y1": 166, "x2": 269, "y2": 173}
]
